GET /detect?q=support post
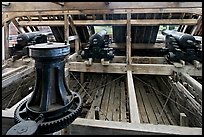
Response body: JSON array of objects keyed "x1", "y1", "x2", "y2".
[
  {"x1": 64, "y1": 14, "x2": 69, "y2": 43},
  {"x1": 80, "y1": 72, "x2": 84, "y2": 84},
  {"x1": 180, "y1": 113, "x2": 188, "y2": 126},
  {"x1": 126, "y1": 12, "x2": 131, "y2": 64},
  {"x1": 95, "y1": 107, "x2": 100, "y2": 120},
  {"x1": 4, "y1": 21, "x2": 10, "y2": 60}
]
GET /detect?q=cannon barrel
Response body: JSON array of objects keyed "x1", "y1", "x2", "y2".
[
  {"x1": 89, "y1": 29, "x2": 108, "y2": 48},
  {"x1": 16, "y1": 31, "x2": 47, "y2": 47},
  {"x1": 162, "y1": 30, "x2": 196, "y2": 49}
]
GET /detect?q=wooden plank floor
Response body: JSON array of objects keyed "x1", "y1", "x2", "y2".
[
  {"x1": 67, "y1": 73, "x2": 178, "y2": 125},
  {"x1": 133, "y1": 75, "x2": 178, "y2": 125},
  {"x1": 67, "y1": 73, "x2": 129, "y2": 122}
]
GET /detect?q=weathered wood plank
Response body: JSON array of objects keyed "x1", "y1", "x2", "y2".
[
  {"x1": 127, "y1": 71, "x2": 140, "y2": 123},
  {"x1": 179, "y1": 72, "x2": 202, "y2": 100},
  {"x1": 106, "y1": 76, "x2": 116, "y2": 121},
  {"x1": 146, "y1": 84, "x2": 164, "y2": 125},
  {"x1": 68, "y1": 62, "x2": 202, "y2": 76},
  {"x1": 86, "y1": 75, "x2": 107, "y2": 119},
  {"x1": 69, "y1": 118, "x2": 202, "y2": 135},
  {"x1": 154, "y1": 77, "x2": 178, "y2": 125},
  {"x1": 134, "y1": 78, "x2": 149, "y2": 123},
  {"x1": 99, "y1": 77, "x2": 111, "y2": 120},
  {"x1": 113, "y1": 79, "x2": 120, "y2": 121},
  {"x1": 120, "y1": 81, "x2": 127, "y2": 122},
  {"x1": 149, "y1": 79, "x2": 170, "y2": 125},
  {"x1": 137, "y1": 80, "x2": 157, "y2": 124},
  {"x1": 2, "y1": 66, "x2": 35, "y2": 88}
]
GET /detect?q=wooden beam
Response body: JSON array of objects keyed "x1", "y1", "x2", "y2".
[
  {"x1": 127, "y1": 71, "x2": 140, "y2": 123},
  {"x1": 107, "y1": 43, "x2": 165, "y2": 50},
  {"x1": 71, "y1": 43, "x2": 165, "y2": 50},
  {"x1": 52, "y1": 2, "x2": 64, "y2": 6},
  {"x1": 3, "y1": 2, "x2": 201, "y2": 12},
  {"x1": 67, "y1": 62, "x2": 202, "y2": 76},
  {"x1": 64, "y1": 14, "x2": 69, "y2": 43},
  {"x1": 68, "y1": 118, "x2": 201, "y2": 135},
  {"x1": 180, "y1": 113, "x2": 188, "y2": 126},
  {"x1": 4, "y1": 21, "x2": 10, "y2": 60},
  {"x1": 2, "y1": 66, "x2": 35, "y2": 88},
  {"x1": 17, "y1": 19, "x2": 198, "y2": 26},
  {"x1": 2, "y1": 65, "x2": 27, "y2": 79},
  {"x1": 74, "y1": 19, "x2": 198, "y2": 26},
  {"x1": 179, "y1": 72, "x2": 202, "y2": 100},
  {"x1": 111, "y1": 56, "x2": 167, "y2": 64},
  {"x1": 126, "y1": 12, "x2": 131, "y2": 64},
  {"x1": 18, "y1": 21, "x2": 64, "y2": 26}
]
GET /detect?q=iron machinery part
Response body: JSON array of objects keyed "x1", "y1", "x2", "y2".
[{"x1": 6, "y1": 42, "x2": 82, "y2": 135}]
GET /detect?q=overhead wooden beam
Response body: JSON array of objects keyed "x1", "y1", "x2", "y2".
[
  {"x1": 18, "y1": 21, "x2": 64, "y2": 26},
  {"x1": 53, "y1": 2, "x2": 64, "y2": 6},
  {"x1": 3, "y1": 2, "x2": 201, "y2": 12},
  {"x1": 17, "y1": 19, "x2": 198, "y2": 26},
  {"x1": 3, "y1": 7, "x2": 201, "y2": 26},
  {"x1": 127, "y1": 70, "x2": 140, "y2": 123}
]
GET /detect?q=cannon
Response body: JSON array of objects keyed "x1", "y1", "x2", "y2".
[
  {"x1": 8, "y1": 31, "x2": 48, "y2": 60},
  {"x1": 80, "y1": 29, "x2": 114, "y2": 61},
  {"x1": 161, "y1": 30, "x2": 202, "y2": 63}
]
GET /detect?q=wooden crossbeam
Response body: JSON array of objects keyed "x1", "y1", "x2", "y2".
[
  {"x1": 67, "y1": 62, "x2": 202, "y2": 76},
  {"x1": 2, "y1": 2, "x2": 201, "y2": 12},
  {"x1": 17, "y1": 19, "x2": 198, "y2": 26}
]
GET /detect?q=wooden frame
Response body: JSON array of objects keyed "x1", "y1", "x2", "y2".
[{"x1": 2, "y1": 2, "x2": 202, "y2": 135}]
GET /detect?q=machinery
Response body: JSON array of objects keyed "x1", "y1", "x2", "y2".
[
  {"x1": 80, "y1": 29, "x2": 114, "y2": 62},
  {"x1": 161, "y1": 30, "x2": 202, "y2": 63},
  {"x1": 9, "y1": 31, "x2": 48, "y2": 60},
  {"x1": 6, "y1": 43, "x2": 82, "y2": 135}
]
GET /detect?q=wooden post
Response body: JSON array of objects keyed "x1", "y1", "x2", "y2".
[
  {"x1": 180, "y1": 113, "x2": 188, "y2": 126},
  {"x1": 64, "y1": 14, "x2": 69, "y2": 44},
  {"x1": 80, "y1": 72, "x2": 84, "y2": 83},
  {"x1": 126, "y1": 12, "x2": 131, "y2": 64},
  {"x1": 4, "y1": 21, "x2": 10, "y2": 60},
  {"x1": 95, "y1": 107, "x2": 100, "y2": 120}
]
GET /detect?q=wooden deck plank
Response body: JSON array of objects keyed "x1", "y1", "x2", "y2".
[
  {"x1": 134, "y1": 79, "x2": 149, "y2": 123},
  {"x1": 137, "y1": 78, "x2": 158, "y2": 124},
  {"x1": 113, "y1": 79, "x2": 120, "y2": 121},
  {"x1": 106, "y1": 76, "x2": 116, "y2": 121},
  {"x1": 146, "y1": 83, "x2": 166, "y2": 125},
  {"x1": 120, "y1": 81, "x2": 127, "y2": 122},
  {"x1": 99, "y1": 76, "x2": 112, "y2": 120},
  {"x1": 154, "y1": 77, "x2": 178, "y2": 125},
  {"x1": 85, "y1": 75, "x2": 101, "y2": 106},
  {"x1": 86, "y1": 75, "x2": 107, "y2": 119},
  {"x1": 148, "y1": 79, "x2": 171, "y2": 125}
]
